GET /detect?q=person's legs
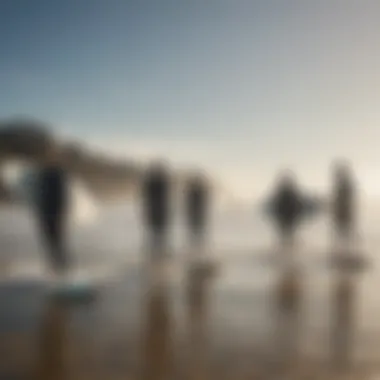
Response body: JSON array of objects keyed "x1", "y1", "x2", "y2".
[
  {"x1": 51, "y1": 215, "x2": 69, "y2": 272},
  {"x1": 189, "y1": 225, "x2": 205, "y2": 252},
  {"x1": 149, "y1": 225, "x2": 168, "y2": 258},
  {"x1": 334, "y1": 219, "x2": 353, "y2": 252},
  {"x1": 39, "y1": 212, "x2": 69, "y2": 274},
  {"x1": 276, "y1": 224, "x2": 297, "y2": 269},
  {"x1": 278, "y1": 225, "x2": 294, "y2": 250}
]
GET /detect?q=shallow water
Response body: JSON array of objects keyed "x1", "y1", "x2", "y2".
[{"x1": 1, "y1": 201, "x2": 379, "y2": 363}]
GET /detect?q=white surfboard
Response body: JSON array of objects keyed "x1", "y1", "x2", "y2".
[
  {"x1": 1, "y1": 260, "x2": 128, "y2": 301},
  {"x1": 48, "y1": 274, "x2": 99, "y2": 301}
]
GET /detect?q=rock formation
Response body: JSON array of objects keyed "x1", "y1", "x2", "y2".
[{"x1": 0, "y1": 118, "x2": 140, "y2": 202}]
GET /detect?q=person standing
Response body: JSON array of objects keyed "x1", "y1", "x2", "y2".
[
  {"x1": 265, "y1": 171, "x2": 305, "y2": 250},
  {"x1": 332, "y1": 161, "x2": 356, "y2": 249},
  {"x1": 35, "y1": 145, "x2": 70, "y2": 279},
  {"x1": 185, "y1": 173, "x2": 209, "y2": 250},
  {"x1": 142, "y1": 161, "x2": 171, "y2": 257}
]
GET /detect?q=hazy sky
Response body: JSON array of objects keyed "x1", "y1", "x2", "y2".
[{"x1": 1, "y1": 1, "x2": 380, "y2": 198}]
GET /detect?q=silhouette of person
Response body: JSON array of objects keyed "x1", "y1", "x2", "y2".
[
  {"x1": 266, "y1": 172, "x2": 304, "y2": 247},
  {"x1": 36, "y1": 145, "x2": 69, "y2": 277},
  {"x1": 142, "y1": 161, "x2": 171, "y2": 256},
  {"x1": 332, "y1": 161, "x2": 355, "y2": 244},
  {"x1": 185, "y1": 173, "x2": 209, "y2": 248}
]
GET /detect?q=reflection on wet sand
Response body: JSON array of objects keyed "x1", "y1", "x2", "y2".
[
  {"x1": 185, "y1": 261, "x2": 214, "y2": 380},
  {"x1": 139, "y1": 259, "x2": 173, "y2": 380},
  {"x1": 34, "y1": 298, "x2": 69, "y2": 380},
  {"x1": 330, "y1": 269, "x2": 357, "y2": 373},
  {"x1": 139, "y1": 256, "x2": 216, "y2": 380},
  {"x1": 273, "y1": 262, "x2": 302, "y2": 375},
  {"x1": 2, "y1": 248, "x2": 375, "y2": 380}
]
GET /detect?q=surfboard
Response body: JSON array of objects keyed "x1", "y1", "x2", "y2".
[
  {"x1": 48, "y1": 277, "x2": 98, "y2": 303},
  {"x1": 1, "y1": 261, "x2": 128, "y2": 302}
]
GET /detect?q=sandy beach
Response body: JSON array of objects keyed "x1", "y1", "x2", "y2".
[
  {"x1": 1, "y1": 252, "x2": 380, "y2": 379},
  {"x1": 1, "y1": 204, "x2": 380, "y2": 379}
]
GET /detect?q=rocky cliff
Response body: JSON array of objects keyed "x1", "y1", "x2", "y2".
[{"x1": 0, "y1": 118, "x2": 141, "y2": 202}]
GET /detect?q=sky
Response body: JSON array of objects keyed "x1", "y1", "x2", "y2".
[{"x1": 1, "y1": 1, "x2": 380, "y2": 199}]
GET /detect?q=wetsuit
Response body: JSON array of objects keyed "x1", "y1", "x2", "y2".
[
  {"x1": 37, "y1": 165, "x2": 69, "y2": 272},
  {"x1": 142, "y1": 168, "x2": 170, "y2": 251},
  {"x1": 333, "y1": 179, "x2": 354, "y2": 238},
  {"x1": 186, "y1": 179, "x2": 208, "y2": 245},
  {"x1": 268, "y1": 184, "x2": 304, "y2": 240}
]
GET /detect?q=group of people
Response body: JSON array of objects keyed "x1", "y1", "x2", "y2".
[
  {"x1": 31, "y1": 144, "x2": 356, "y2": 283},
  {"x1": 142, "y1": 161, "x2": 209, "y2": 257},
  {"x1": 266, "y1": 161, "x2": 356, "y2": 250},
  {"x1": 33, "y1": 147, "x2": 210, "y2": 281}
]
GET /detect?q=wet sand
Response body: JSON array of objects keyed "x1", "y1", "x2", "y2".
[{"x1": 1, "y1": 252, "x2": 380, "y2": 379}]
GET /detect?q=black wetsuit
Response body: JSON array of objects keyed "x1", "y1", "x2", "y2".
[
  {"x1": 37, "y1": 165, "x2": 68, "y2": 272},
  {"x1": 142, "y1": 169, "x2": 170, "y2": 249},
  {"x1": 186, "y1": 180, "x2": 208, "y2": 243},
  {"x1": 334, "y1": 180, "x2": 354, "y2": 238},
  {"x1": 269, "y1": 185, "x2": 303, "y2": 238}
]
